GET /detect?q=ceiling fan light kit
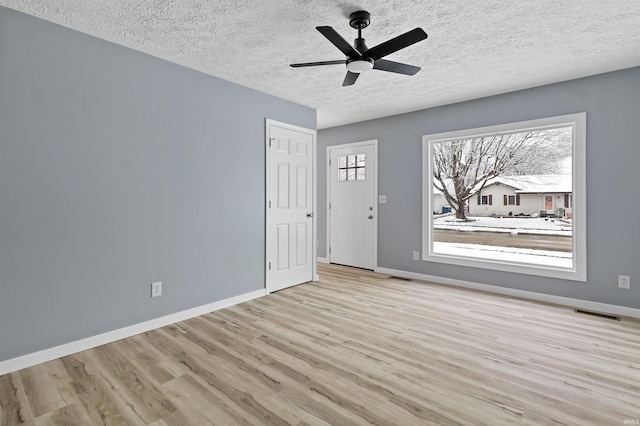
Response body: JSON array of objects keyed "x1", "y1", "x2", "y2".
[
  {"x1": 346, "y1": 58, "x2": 374, "y2": 73},
  {"x1": 290, "y1": 10, "x2": 428, "y2": 86}
]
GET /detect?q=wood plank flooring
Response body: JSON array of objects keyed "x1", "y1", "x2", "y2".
[{"x1": 2, "y1": 263, "x2": 640, "y2": 425}]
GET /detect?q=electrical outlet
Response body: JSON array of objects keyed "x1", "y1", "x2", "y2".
[
  {"x1": 378, "y1": 195, "x2": 387, "y2": 204},
  {"x1": 151, "y1": 281, "x2": 162, "y2": 297},
  {"x1": 618, "y1": 275, "x2": 631, "y2": 289},
  {"x1": 413, "y1": 251, "x2": 420, "y2": 260}
]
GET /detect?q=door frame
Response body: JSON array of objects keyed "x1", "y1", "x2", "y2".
[
  {"x1": 326, "y1": 140, "x2": 378, "y2": 269},
  {"x1": 265, "y1": 119, "x2": 317, "y2": 294}
]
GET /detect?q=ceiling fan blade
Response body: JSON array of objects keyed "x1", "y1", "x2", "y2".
[
  {"x1": 290, "y1": 60, "x2": 346, "y2": 68},
  {"x1": 317, "y1": 26, "x2": 362, "y2": 58},
  {"x1": 342, "y1": 71, "x2": 359, "y2": 86},
  {"x1": 364, "y1": 28, "x2": 428, "y2": 60},
  {"x1": 373, "y1": 59, "x2": 421, "y2": 75}
]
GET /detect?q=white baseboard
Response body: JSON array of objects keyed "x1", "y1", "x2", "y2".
[
  {"x1": 317, "y1": 257, "x2": 329, "y2": 264},
  {"x1": 375, "y1": 267, "x2": 640, "y2": 320},
  {"x1": 0, "y1": 289, "x2": 266, "y2": 376},
  {"x1": 6, "y1": 268, "x2": 636, "y2": 376}
]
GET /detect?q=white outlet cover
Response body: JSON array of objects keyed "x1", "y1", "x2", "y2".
[
  {"x1": 379, "y1": 195, "x2": 387, "y2": 204},
  {"x1": 618, "y1": 275, "x2": 631, "y2": 289},
  {"x1": 151, "y1": 281, "x2": 162, "y2": 297}
]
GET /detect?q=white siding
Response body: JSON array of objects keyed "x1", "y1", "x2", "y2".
[
  {"x1": 433, "y1": 193, "x2": 449, "y2": 214},
  {"x1": 468, "y1": 183, "x2": 517, "y2": 216},
  {"x1": 518, "y1": 194, "x2": 543, "y2": 215},
  {"x1": 469, "y1": 183, "x2": 571, "y2": 217}
]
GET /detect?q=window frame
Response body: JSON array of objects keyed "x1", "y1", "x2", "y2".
[{"x1": 421, "y1": 113, "x2": 586, "y2": 281}]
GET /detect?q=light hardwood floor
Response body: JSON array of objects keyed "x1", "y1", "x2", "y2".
[{"x1": 2, "y1": 264, "x2": 640, "y2": 425}]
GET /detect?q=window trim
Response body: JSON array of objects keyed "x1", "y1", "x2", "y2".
[{"x1": 422, "y1": 113, "x2": 587, "y2": 281}]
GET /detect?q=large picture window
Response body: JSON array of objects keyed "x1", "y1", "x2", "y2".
[{"x1": 422, "y1": 113, "x2": 586, "y2": 281}]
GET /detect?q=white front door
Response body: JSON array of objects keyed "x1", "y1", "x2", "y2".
[
  {"x1": 328, "y1": 141, "x2": 377, "y2": 270},
  {"x1": 266, "y1": 120, "x2": 315, "y2": 293}
]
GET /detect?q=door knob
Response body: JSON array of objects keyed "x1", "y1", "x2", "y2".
[
  {"x1": 307, "y1": 213, "x2": 313, "y2": 217},
  {"x1": 368, "y1": 215, "x2": 373, "y2": 219}
]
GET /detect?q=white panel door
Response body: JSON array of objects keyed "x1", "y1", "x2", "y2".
[
  {"x1": 329, "y1": 142, "x2": 376, "y2": 270},
  {"x1": 267, "y1": 122, "x2": 314, "y2": 292}
]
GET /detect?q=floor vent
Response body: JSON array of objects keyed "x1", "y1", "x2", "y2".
[
  {"x1": 389, "y1": 276, "x2": 412, "y2": 281},
  {"x1": 574, "y1": 309, "x2": 620, "y2": 321}
]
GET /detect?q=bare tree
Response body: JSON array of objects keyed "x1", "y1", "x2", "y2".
[{"x1": 433, "y1": 128, "x2": 571, "y2": 220}]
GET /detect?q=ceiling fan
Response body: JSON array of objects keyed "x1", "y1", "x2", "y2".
[{"x1": 290, "y1": 11, "x2": 428, "y2": 87}]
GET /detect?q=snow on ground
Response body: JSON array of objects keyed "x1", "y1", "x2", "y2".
[
  {"x1": 433, "y1": 215, "x2": 572, "y2": 236},
  {"x1": 432, "y1": 215, "x2": 573, "y2": 266},
  {"x1": 434, "y1": 242, "x2": 572, "y2": 268}
]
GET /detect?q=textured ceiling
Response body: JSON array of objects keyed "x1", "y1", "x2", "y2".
[{"x1": 2, "y1": 0, "x2": 640, "y2": 128}]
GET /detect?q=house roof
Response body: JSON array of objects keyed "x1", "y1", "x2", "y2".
[
  {"x1": 433, "y1": 178, "x2": 454, "y2": 195},
  {"x1": 2, "y1": 1, "x2": 640, "y2": 129},
  {"x1": 485, "y1": 175, "x2": 572, "y2": 194}
]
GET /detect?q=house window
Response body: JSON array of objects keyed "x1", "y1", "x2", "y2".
[
  {"x1": 422, "y1": 113, "x2": 586, "y2": 281},
  {"x1": 564, "y1": 193, "x2": 572, "y2": 208},
  {"x1": 478, "y1": 195, "x2": 492, "y2": 205},
  {"x1": 504, "y1": 195, "x2": 520, "y2": 205},
  {"x1": 338, "y1": 154, "x2": 366, "y2": 181}
]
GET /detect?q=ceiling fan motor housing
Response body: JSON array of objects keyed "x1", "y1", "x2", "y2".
[{"x1": 353, "y1": 37, "x2": 368, "y2": 53}]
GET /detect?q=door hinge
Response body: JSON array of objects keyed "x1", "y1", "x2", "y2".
[
  {"x1": 329, "y1": 158, "x2": 331, "y2": 166},
  {"x1": 329, "y1": 247, "x2": 331, "y2": 254},
  {"x1": 269, "y1": 262, "x2": 271, "y2": 270},
  {"x1": 269, "y1": 200, "x2": 271, "y2": 208},
  {"x1": 329, "y1": 202, "x2": 331, "y2": 209},
  {"x1": 269, "y1": 137, "x2": 275, "y2": 148}
]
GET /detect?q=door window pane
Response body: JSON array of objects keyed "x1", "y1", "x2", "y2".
[
  {"x1": 347, "y1": 168, "x2": 356, "y2": 181},
  {"x1": 338, "y1": 154, "x2": 366, "y2": 181}
]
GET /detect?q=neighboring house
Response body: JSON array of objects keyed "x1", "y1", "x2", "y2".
[
  {"x1": 468, "y1": 175, "x2": 572, "y2": 217},
  {"x1": 433, "y1": 178, "x2": 455, "y2": 214},
  {"x1": 433, "y1": 186, "x2": 448, "y2": 214}
]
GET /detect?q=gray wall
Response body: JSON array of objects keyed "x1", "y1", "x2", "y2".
[
  {"x1": 0, "y1": 7, "x2": 315, "y2": 362},
  {"x1": 318, "y1": 67, "x2": 640, "y2": 309}
]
